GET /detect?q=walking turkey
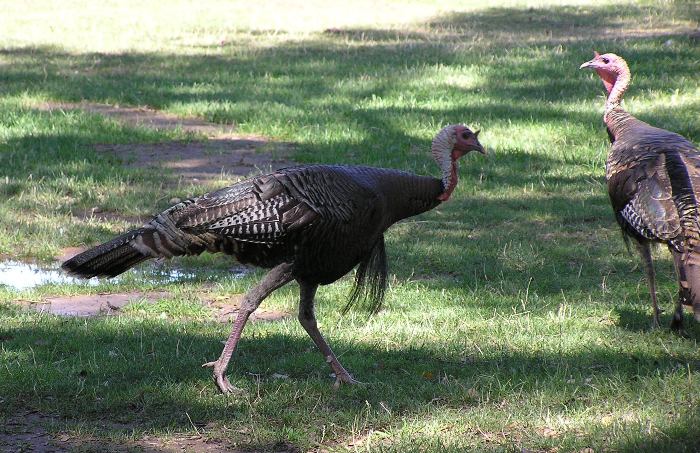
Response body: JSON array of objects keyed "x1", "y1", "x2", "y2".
[
  {"x1": 580, "y1": 52, "x2": 700, "y2": 329},
  {"x1": 62, "y1": 124, "x2": 484, "y2": 393}
]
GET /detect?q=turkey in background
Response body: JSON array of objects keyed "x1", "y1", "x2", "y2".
[{"x1": 581, "y1": 52, "x2": 700, "y2": 330}]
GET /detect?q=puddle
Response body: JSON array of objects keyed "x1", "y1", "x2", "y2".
[
  {"x1": 0, "y1": 260, "x2": 253, "y2": 291},
  {"x1": 145, "y1": 263, "x2": 253, "y2": 283},
  {"x1": 1, "y1": 259, "x2": 269, "y2": 320},
  {"x1": 0, "y1": 260, "x2": 97, "y2": 290}
]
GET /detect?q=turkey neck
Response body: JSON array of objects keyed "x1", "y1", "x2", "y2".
[
  {"x1": 603, "y1": 65, "x2": 632, "y2": 139},
  {"x1": 605, "y1": 106, "x2": 637, "y2": 143},
  {"x1": 374, "y1": 169, "x2": 443, "y2": 225}
]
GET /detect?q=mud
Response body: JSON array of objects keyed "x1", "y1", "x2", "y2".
[
  {"x1": 0, "y1": 412, "x2": 71, "y2": 453},
  {"x1": 15, "y1": 290, "x2": 291, "y2": 323},
  {"x1": 55, "y1": 246, "x2": 90, "y2": 263},
  {"x1": 205, "y1": 295, "x2": 291, "y2": 323}
]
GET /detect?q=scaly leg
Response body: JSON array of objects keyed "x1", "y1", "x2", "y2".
[
  {"x1": 297, "y1": 281, "x2": 360, "y2": 388},
  {"x1": 203, "y1": 262, "x2": 294, "y2": 394},
  {"x1": 636, "y1": 242, "x2": 660, "y2": 329}
]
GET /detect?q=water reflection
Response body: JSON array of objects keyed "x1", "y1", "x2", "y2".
[
  {"x1": 0, "y1": 260, "x2": 96, "y2": 290},
  {"x1": 0, "y1": 260, "x2": 251, "y2": 291}
]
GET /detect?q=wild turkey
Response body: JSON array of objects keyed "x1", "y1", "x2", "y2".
[
  {"x1": 580, "y1": 52, "x2": 700, "y2": 329},
  {"x1": 62, "y1": 124, "x2": 484, "y2": 393}
]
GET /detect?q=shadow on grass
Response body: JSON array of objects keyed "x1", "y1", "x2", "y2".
[
  {"x1": 615, "y1": 305, "x2": 700, "y2": 337},
  {"x1": 616, "y1": 413, "x2": 700, "y2": 453},
  {"x1": 0, "y1": 313, "x2": 699, "y2": 450}
]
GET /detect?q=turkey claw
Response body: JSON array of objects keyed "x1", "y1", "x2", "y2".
[
  {"x1": 333, "y1": 372, "x2": 364, "y2": 389},
  {"x1": 202, "y1": 360, "x2": 242, "y2": 394},
  {"x1": 650, "y1": 315, "x2": 660, "y2": 330}
]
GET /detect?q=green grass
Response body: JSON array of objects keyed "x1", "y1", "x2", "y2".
[{"x1": 1, "y1": 0, "x2": 700, "y2": 451}]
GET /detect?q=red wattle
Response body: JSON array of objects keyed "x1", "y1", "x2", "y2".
[{"x1": 595, "y1": 68, "x2": 616, "y2": 94}]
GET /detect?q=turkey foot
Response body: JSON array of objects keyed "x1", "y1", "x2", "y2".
[
  {"x1": 650, "y1": 316, "x2": 660, "y2": 330},
  {"x1": 298, "y1": 282, "x2": 365, "y2": 388},
  {"x1": 202, "y1": 360, "x2": 242, "y2": 394},
  {"x1": 650, "y1": 308, "x2": 661, "y2": 330},
  {"x1": 327, "y1": 355, "x2": 363, "y2": 388},
  {"x1": 203, "y1": 263, "x2": 295, "y2": 394}
]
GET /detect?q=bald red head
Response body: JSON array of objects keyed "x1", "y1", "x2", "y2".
[{"x1": 579, "y1": 52, "x2": 630, "y2": 95}]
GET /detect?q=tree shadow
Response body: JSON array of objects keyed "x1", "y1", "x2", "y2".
[
  {"x1": 614, "y1": 411, "x2": 700, "y2": 453},
  {"x1": 615, "y1": 305, "x2": 700, "y2": 337},
  {"x1": 1, "y1": 313, "x2": 699, "y2": 449}
]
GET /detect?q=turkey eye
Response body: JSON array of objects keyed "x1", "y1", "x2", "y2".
[
  {"x1": 461, "y1": 131, "x2": 470, "y2": 139},
  {"x1": 601, "y1": 57, "x2": 609, "y2": 64}
]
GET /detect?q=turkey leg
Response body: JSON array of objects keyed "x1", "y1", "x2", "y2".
[
  {"x1": 203, "y1": 262, "x2": 294, "y2": 394},
  {"x1": 636, "y1": 242, "x2": 660, "y2": 328},
  {"x1": 669, "y1": 251, "x2": 687, "y2": 331},
  {"x1": 297, "y1": 281, "x2": 360, "y2": 387}
]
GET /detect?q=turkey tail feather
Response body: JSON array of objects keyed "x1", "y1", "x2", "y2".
[
  {"x1": 61, "y1": 228, "x2": 153, "y2": 278},
  {"x1": 342, "y1": 235, "x2": 388, "y2": 315}
]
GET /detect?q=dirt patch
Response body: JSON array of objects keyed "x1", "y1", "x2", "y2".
[
  {"x1": 1, "y1": 412, "x2": 291, "y2": 453},
  {"x1": 17, "y1": 289, "x2": 291, "y2": 322},
  {"x1": 56, "y1": 246, "x2": 89, "y2": 263},
  {"x1": 137, "y1": 434, "x2": 240, "y2": 453},
  {"x1": 94, "y1": 139, "x2": 294, "y2": 184},
  {"x1": 37, "y1": 102, "x2": 238, "y2": 138},
  {"x1": 0, "y1": 412, "x2": 71, "y2": 453},
  {"x1": 38, "y1": 101, "x2": 297, "y2": 184},
  {"x1": 22, "y1": 291, "x2": 171, "y2": 317},
  {"x1": 204, "y1": 294, "x2": 291, "y2": 323}
]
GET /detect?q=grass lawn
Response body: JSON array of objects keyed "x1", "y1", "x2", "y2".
[{"x1": 1, "y1": 0, "x2": 700, "y2": 451}]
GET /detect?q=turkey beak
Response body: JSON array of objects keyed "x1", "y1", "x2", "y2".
[
  {"x1": 580, "y1": 51, "x2": 599, "y2": 69},
  {"x1": 579, "y1": 60, "x2": 594, "y2": 69},
  {"x1": 471, "y1": 130, "x2": 486, "y2": 155}
]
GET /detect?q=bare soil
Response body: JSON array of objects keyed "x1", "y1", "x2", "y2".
[
  {"x1": 41, "y1": 250, "x2": 291, "y2": 322},
  {"x1": 37, "y1": 102, "x2": 238, "y2": 138},
  {"x1": 22, "y1": 291, "x2": 172, "y2": 317},
  {"x1": 38, "y1": 101, "x2": 297, "y2": 184},
  {"x1": 203, "y1": 294, "x2": 291, "y2": 323},
  {"x1": 1, "y1": 411, "x2": 299, "y2": 452},
  {"x1": 94, "y1": 139, "x2": 293, "y2": 184},
  {"x1": 1, "y1": 412, "x2": 72, "y2": 453},
  {"x1": 17, "y1": 290, "x2": 290, "y2": 323}
]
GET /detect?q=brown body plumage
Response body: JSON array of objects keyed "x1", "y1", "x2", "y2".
[
  {"x1": 62, "y1": 124, "x2": 484, "y2": 393},
  {"x1": 581, "y1": 52, "x2": 700, "y2": 329}
]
